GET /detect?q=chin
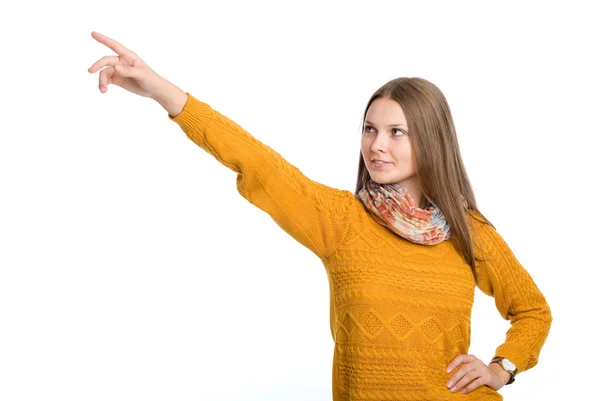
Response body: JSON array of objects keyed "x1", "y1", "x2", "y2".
[
  {"x1": 368, "y1": 171, "x2": 397, "y2": 182},
  {"x1": 369, "y1": 176, "x2": 396, "y2": 185}
]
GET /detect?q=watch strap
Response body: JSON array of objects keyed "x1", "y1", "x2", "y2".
[{"x1": 490, "y1": 356, "x2": 517, "y2": 385}]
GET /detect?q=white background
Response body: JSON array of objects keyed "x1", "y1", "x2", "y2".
[{"x1": 1, "y1": 1, "x2": 597, "y2": 400}]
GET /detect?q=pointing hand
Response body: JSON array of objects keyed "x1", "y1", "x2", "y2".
[{"x1": 87, "y1": 31, "x2": 167, "y2": 99}]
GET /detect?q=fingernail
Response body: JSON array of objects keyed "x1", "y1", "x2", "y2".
[
  {"x1": 446, "y1": 366, "x2": 452, "y2": 373},
  {"x1": 450, "y1": 385, "x2": 457, "y2": 392},
  {"x1": 446, "y1": 381, "x2": 453, "y2": 388}
]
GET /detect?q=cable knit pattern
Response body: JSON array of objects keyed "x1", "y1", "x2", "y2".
[{"x1": 168, "y1": 93, "x2": 552, "y2": 401}]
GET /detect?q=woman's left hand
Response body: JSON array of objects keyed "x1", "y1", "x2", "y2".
[{"x1": 445, "y1": 354, "x2": 509, "y2": 394}]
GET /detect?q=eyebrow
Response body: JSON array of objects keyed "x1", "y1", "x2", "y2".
[{"x1": 364, "y1": 120, "x2": 408, "y2": 129}]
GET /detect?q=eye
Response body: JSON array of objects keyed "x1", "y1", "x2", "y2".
[{"x1": 363, "y1": 125, "x2": 406, "y2": 137}]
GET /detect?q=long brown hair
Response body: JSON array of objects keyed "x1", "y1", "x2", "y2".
[{"x1": 354, "y1": 77, "x2": 491, "y2": 284}]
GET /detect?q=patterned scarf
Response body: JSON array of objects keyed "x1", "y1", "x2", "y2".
[{"x1": 356, "y1": 179, "x2": 452, "y2": 245}]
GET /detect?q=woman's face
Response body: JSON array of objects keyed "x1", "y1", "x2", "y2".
[{"x1": 360, "y1": 97, "x2": 420, "y2": 193}]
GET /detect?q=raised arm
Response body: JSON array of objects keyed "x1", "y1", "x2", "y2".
[
  {"x1": 87, "y1": 31, "x2": 357, "y2": 260},
  {"x1": 167, "y1": 92, "x2": 358, "y2": 260},
  {"x1": 470, "y1": 212, "x2": 553, "y2": 375}
]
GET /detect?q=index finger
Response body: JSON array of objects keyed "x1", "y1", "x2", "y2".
[
  {"x1": 446, "y1": 354, "x2": 475, "y2": 373},
  {"x1": 90, "y1": 31, "x2": 134, "y2": 57}
]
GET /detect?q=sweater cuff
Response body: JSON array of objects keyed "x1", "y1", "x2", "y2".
[
  {"x1": 167, "y1": 92, "x2": 213, "y2": 128},
  {"x1": 493, "y1": 344, "x2": 529, "y2": 374}
]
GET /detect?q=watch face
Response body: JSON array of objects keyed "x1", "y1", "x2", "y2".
[{"x1": 501, "y1": 358, "x2": 516, "y2": 371}]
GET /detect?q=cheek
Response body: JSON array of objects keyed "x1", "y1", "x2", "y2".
[
  {"x1": 391, "y1": 147, "x2": 417, "y2": 171},
  {"x1": 411, "y1": 153, "x2": 418, "y2": 169},
  {"x1": 360, "y1": 139, "x2": 370, "y2": 156},
  {"x1": 391, "y1": 145, "x2": 411, "y2": 161}
]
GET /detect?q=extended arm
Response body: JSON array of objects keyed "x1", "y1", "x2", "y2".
[{"x1": 165, "y1": 89, "x2": 358, "y2": 260}]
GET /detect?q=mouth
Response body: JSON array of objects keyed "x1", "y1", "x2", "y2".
[{"x1": 371, "y1": 160, "x2": 392, "y2": 167}]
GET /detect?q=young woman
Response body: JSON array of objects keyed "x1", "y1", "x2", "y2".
[{"x1": 88, "y1": 31, "x2": 552, "y2": 400}]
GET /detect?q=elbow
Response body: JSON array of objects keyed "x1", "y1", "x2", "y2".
[
  {"x1": 533, "y1": 300, "x2": 553, "y2": 332},
  {"x1": 510, "y1": 298, "x2": 553, "y2": 335},
  {"x1": 545, "y1": 303, "x2": 553, "y2": 334},
  {"x1": 532, "y1": 301, "x2": 553, "y2": 349},
  {"x1": 539, "y1": 296, "x2": 553, "y2": 327}
]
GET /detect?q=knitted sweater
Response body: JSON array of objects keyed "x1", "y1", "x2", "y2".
[{"x1": 168, "y1": 93, "x2": 552, "y2": 400}]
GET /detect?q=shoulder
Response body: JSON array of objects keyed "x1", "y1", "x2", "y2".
[
  {"x1": 466, "y1": 208, "x2": 492, "y2": 230},
  {"x1": 465, "y1": 209, "x2": 510, "y2": 258}
]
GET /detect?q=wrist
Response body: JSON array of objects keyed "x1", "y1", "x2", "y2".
[
  {"x1": 153, "y1": 79, "x2": 188, "y2": 117},
  {"x1": 488, "y1": 362, "x2": 511, "y2": 385}
]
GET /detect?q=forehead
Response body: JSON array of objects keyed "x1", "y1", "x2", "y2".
[{"x1": 365, "y1": 97, "x2": 407, "y2": 123}]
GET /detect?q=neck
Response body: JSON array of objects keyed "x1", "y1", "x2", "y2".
[{"x1": 398, "y1": 181, "x2": 424, "y2": 208}]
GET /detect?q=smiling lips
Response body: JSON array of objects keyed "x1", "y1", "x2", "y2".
[{"x1": 371, "y1": 160, "x2": 391, "y2": 169}]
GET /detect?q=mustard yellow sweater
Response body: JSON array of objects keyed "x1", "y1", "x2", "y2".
[{"x1": 168, "y1": 93, "x2": 552, "y2": 400}]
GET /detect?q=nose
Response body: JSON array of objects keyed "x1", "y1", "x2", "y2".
[{"x1": 370, "y1": 132, "x2": 390, "y2": 154}]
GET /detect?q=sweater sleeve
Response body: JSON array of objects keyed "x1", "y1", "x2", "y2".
[
  {"x1": 470, "y1": 212, "x2": 553, "y2": 375},
  {"x1": 168, "y1": 93, "x2": 356, "y2": 260}
]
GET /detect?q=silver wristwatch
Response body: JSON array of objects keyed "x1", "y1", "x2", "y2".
[{"x1": 490, "y1": 356, "x2": 518, "y2": 385}]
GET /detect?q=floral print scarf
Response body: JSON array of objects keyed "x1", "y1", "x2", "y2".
[{"x1": 356, "y1": 179, "x2": 452, "y2": 245}]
